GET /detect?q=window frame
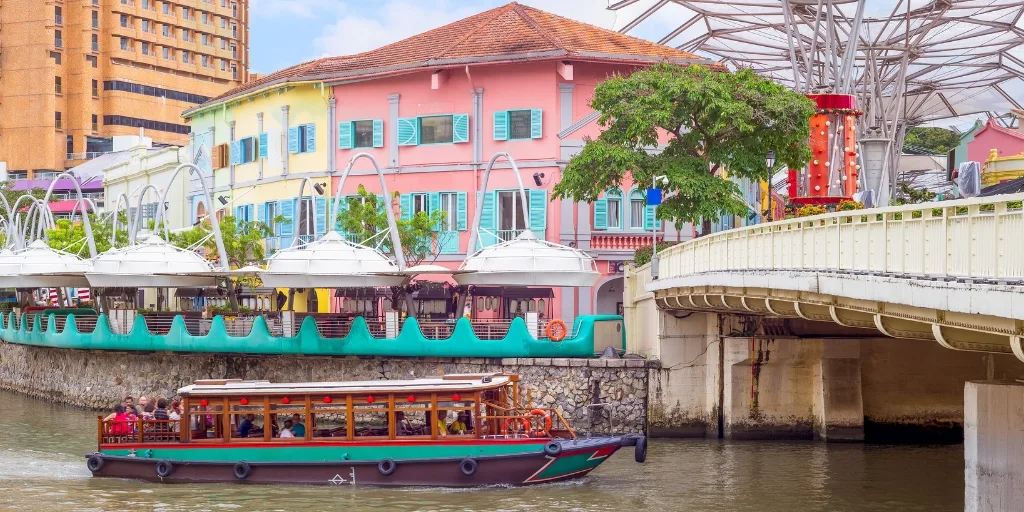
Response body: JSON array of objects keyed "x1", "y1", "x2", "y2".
[
  {"x1": 606, "y1": 189, "x2": 623, "y2": 230},
  {"x1": 496, "y1": 189, "x2": 527, "y2": 232},
  {"x1": 418, "y1": 115, "x2": 454, "y2": 145},
  {"x1": 629, "y1": 190, "x2": 645, "y2": 230},
  {"x1": 411, "y1": 193, "x2": 428, "y2": 216},
  {"x1": 352, "y1": 120, "x2": 374, "y2": 149},
  {"x1": 438, "y1": 192, "x2": 458, "y2": 232},
  {"x1": 507, "y1": 109, "x2": 533, "y2": 140}
]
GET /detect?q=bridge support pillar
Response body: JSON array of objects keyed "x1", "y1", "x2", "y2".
[
  {"x1": 965, "y1": 380, "x2": 1024, "y2": 512},
  {"x1": 812, "y1": 340, "x2": 864, "y2": 442}
]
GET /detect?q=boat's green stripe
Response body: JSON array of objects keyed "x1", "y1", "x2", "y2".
[
  {"x1": 100, "y1": 443, "x2": 546, "y2": 462},
  {"x1": 534, "y1": 451, "x2": 608, "y2": 480}
]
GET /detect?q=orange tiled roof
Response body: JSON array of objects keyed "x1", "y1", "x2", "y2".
[{"x1": 187, "y1": 2, "x2": 711, "y2": 114}]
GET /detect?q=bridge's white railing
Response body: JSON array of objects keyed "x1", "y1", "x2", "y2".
[{"x1": 659, "y1": 194, "x2": 1024, "y2": 280}]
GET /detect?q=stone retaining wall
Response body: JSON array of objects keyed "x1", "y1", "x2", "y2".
[{"x1": 0, "y1": 342, "x2": 654, "y2": 434}]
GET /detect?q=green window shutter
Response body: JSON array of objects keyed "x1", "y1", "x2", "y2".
[
  {"x1": 258, "y1": 133, "x2": 268, "y2": 158},
  {"x1": 438, "y1": 232, "x2": 459, "y2": 254},
  {"x1": 338, "y1": 121, "x2": 352, "y2": 149},
  {"x1": 314, "y1": 196, "x2": 327, "y2": 235},
  {"x1": 456, "y1": 192, "x2": 467, "y2": 230},
  {"x1": 304, "y1": 124, "x2": 316, "y2": 153},
  {"x1": 278, "y1": 199, "x2": 294, "y2": 236},
  {"x1": 335, "y1": 196, "x2": 349, "y2": 231},
  {"x1": 400, "y1": 193, "x2": 412, "y2": 221},
  {"x1": 372, "y1": 119, "x2": 384, "y2": 148},
  {"x1": 478, "y1": 191, "x2": 496, "y2": 248},
  {"x1": 493, "y1": 111, "x2": 508, "y2": 141},
  {"x1": 594, "y1": 199, "x2": 608, "y2": 230},
  {"x1": 530, "y1": 108, "x2": 543, "y2": 138},
  {"x1": 397, "y1": 117, "x2": 418, "y2": 146},
  {"x1": 644, "y1": 205, "x2": 657, "y2": 230},
  {"x1": 452, "y1": 113, "x2": 469, "y2": 143},
  {"x1": 428, "y1": 192, "x2": 440, "y2": 215},
  {"x1": 529, "y1": 188, "x2": 547, "y2": 233},
  {"x1": 287, "y1": 127, "x2": 299, "y2": 154}
]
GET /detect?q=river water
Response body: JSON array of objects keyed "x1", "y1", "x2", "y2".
[{"x1": 0, "y1": 391, "x2": 963, "y2": 511}]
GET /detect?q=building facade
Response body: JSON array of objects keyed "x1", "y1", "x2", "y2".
[
  {"x1": 0, "y1": 0, "x2": 249, "y2": 179},
  {"x1": 183, "y1": 3, "x2": 709, "y2": 318}
]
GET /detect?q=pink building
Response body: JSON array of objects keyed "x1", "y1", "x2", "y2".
[{"x1": 194, "y1": 3, "x2": 710, "y2": 322}]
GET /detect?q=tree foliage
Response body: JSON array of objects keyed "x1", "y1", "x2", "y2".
[
  {"x1": 1, "y1": 180, "x2": 57, "y2": 223},
  {"x1": 894, "y1": 182, "x2": 938, "y2": 205},
  {"x1": 553, "y1": 64, "x2": 815, "y2": 227},
  {"x1": 903, "y1": 127, "x2": 960, "y2": 154},
  {"x1": 46, "y1": 213, "x2": 130, "y2": 255}
]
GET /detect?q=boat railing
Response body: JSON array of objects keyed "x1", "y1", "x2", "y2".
[
  {"x1": 98, "y1": 418, "x2": 185, "y2": 445},
  {"x1": 481, "y1": 409, "x2": 575, "y2": 438}
]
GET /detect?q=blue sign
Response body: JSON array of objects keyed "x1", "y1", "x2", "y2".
[{"x1": 646, "y1": 188, "x2": 662, "y2": 206}]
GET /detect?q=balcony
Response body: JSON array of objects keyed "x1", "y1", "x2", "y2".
[
  {"x1": 66, "y1": 152, "x2": 108, "y2": 162},
  {"x1": 591, "y1": 233, "x2": 663, "y2": 251}
]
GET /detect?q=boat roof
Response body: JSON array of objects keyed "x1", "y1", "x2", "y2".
[{"x1": 177, "y1": 373, "x2": 514, "y2": 397}]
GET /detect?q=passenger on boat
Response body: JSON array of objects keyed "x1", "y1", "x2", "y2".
[
  {"x1": 104, "y1": 405, "x2": 131, "y2": 436},
  {"x1": 450, "y1": 412, "x2": 469, "y2": 435},
  {"x1": 280, "y1": 419, "x2": 295, "y2": 438},
  {"x1": 123, "y1": 396, "x2": 139, "y2": 416},
  {"x1": 290, "y1": 414, "x2": 306, "y2": 437},
  {"x1": 238, "y1": 414, "x2": 256, "y2": 437},
  {"x1": 168, "y1": 400, "x2": 182, "y2": 431},
  {"x1": 395, "y1": 411, "x2": 415, "y2": 435},
  {"x1": 152, "y1": 398, "x2": 170, "y2": 431},
  {"x1": 436, "y1": 410, "x2": 449, "y2": 437}
]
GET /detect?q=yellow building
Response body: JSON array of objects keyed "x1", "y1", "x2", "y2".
[
  {"x1": 982, "y1": 148, "x2": 1024, "y2": 186},
  {"x1": 0, "y1": 0, "x2": 249, "y2": 179}
]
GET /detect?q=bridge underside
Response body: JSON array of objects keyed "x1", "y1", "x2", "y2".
[{"x1": 650, "y1": 270, "x2": 1024, "y2": 363}]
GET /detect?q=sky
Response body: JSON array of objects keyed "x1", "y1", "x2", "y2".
[{"x1": 247, "y1": 0, "x2": 678, "y2": 74}]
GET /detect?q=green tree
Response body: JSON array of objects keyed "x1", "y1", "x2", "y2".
[
  {"x1": 552, "y1": 64, "x2": 815, "y2": 232},
  {"x1": 46, "y1": 213, "x2": 129, "y2": 255},
  {"x1": 335, "y1": 184, "x2": 452, "y2": 314},
  {"x1": 903, "y1": 127, "x2": 960, "y2": 154},
  {"x1": 893, "y1": 183, "x2": 938, "y2": 205}
]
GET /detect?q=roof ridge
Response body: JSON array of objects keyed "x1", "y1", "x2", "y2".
[
  {"x1": 509, "y1": 2, "x2": 567, "y2": 51},
  {"x1": 516, "y1": 3, "x2": 683, "y2": 52},
  {"x1": 430, "y1": 3, "x2": 519, "y2": 62}
]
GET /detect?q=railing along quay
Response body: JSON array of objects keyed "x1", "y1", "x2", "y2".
[{"x1": 658, "y1": 194, "x2": 1024, "y2": 281}]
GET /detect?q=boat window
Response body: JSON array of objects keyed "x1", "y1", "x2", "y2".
[
  {"x1": 353, "y1": 399, "x2": 388, "y2": 439},
  {"x1": 268, "y1": 401, "x2": 307, "y2": 440},
  {"x1": 188, "y1": 401, "x2": 226, "y2": 441},
  {"x1": 311, "y1": 399, "x2": 350, "y2": 439},
  {"x1": 435, "y1": 398, "x2": 476, "y2": 438},
  {"x1": 394, "y1": 395, "x2": 431, "y2": 438},
  {"x1": 228, "y1": 400, "x2": 268, "y2": 440}
]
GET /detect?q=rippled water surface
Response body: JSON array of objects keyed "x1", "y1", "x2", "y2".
[{"x1": 0, "y1": 391, "x2": 963, "y2": 511}]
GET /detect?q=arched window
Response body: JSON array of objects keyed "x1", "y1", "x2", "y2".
[
  {"x1": 629, "y1": 189, "x2": 645, "y2": 229},
  {"x1": 606, "y1": 189, "x2": 622, "y2": 229}
]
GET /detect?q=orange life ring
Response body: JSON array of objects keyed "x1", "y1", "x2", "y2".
[
  {"x1": 546, "y1": 319, "x2": 567, "y2": 341},
  {"x1": 530, "y1": 408, "x2": 552, "y2": 435},
  {"x1": 503, "y1": 416, "x2": 530, "y2": 433}
]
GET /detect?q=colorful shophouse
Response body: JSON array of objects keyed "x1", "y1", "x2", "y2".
[{"x1": 182, "y1": 3, "x2": 712, "y2": 320}]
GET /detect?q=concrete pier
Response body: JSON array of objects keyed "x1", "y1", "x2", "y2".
[{"x1": 965, "y1": 380, "x2": 1024, "y2": 512}]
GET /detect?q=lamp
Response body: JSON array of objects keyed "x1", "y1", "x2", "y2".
[
  {"x1": 313, "y1": 182, "x2": 325, "y2": 195},
  {"x1": 765, "y1": 150, "x2": 776, "y2": 222},
  {"x1": 533, "y1": 173, "x2": 545, "y2": 186},
  {"x1": 217, "y1": 196, "x2": 228, "y2": 206}
]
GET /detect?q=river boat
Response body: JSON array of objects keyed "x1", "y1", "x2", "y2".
[{"x1": 86, "y1": 373, "x2": 647, "y2": 486}]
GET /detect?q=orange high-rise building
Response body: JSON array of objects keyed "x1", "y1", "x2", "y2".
[{"x1": 0, "y1": 0, "x2": 249, "y2": 179}]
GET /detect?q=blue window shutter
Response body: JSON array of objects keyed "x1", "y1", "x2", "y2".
[
  {"x1": 452, "y1": 114, "x2": 469, "y2": 143},
  {"x1": 287, "y1": 127, "x2": 299, "y2": 154},
  {"x1": 278, "y1": 235, "x2": 292, "y2": 250},
  {"x1": 337, "y1": 121, "x2": 352, "y2": 149},
  {"x1": 644, "y1": 205, "x2": 657, "y2": 230},
  {"x1": 372, "y1": 119, "x2": 384, "y2": 148},
  {"x1": 399, "y1": 194, "x2": 412, "y2": 221},
  {"x1": 257, "y1": 201, "x2": 266, "y2": 224},
  {"x1": 247, "y1": 204, "x2": 255, "y2": 223},
  {"x1": 529, "y1": 188, "x2": 547, "y2": 233},
  {"x1": 258, "y1": 133, "x2": 268, "y2": 159},
  {"x1": 493, "y1": 111, "x2": 508, "y2": 141},
  {"x1": 278, "y1": 199, "x2": 294, "y2": 236},
  {"x1": 456, "y1": 192, "x2": 467, "y2": 230},
  {"x1": 304, "y1": 124, "x2": 316, "y2": 153},
  {"x1": 229, "y1": 140, "x2": 239, "y2": 165},
  {"x1": 439, "y1": 232, "x2": 459, "y2": 254},
  {"x1": 530, "y1": 108, "x2": 543, "y2": 138},
  {"x1": 234, "y1": 206, "x2": 242, "y2": 225},
  {"x1": 428, "y1": 192, "x2": 440, "y2": 215},
  {"x1": 397, "y1": 117, "x2": 418, "y2": 146},
  {"x1": 594, "y1": 199, "x2": 608, "y2": 230},
  {"x1": 478, "y1": 191, "x2": 496, "y2": 248},
  {"x1": 314, "y1": 196, "x2": 326, "y2": 234}
]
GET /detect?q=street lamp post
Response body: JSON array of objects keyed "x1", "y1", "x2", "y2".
[
  {"x1": 651, "y1": 174, "x2": 668, "y2": 280},
  {"x1": 765, "y1": 150, "x2": 776, "y2": 222}
]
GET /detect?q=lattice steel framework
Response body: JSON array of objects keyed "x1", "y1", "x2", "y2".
[{"x1": 611, "y1": 0, "x2": 1024, "y2": 204}]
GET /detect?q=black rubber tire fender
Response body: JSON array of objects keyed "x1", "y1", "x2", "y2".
[
  {"x1": 459, "y1": 457, "x2": 478, "y2": 476},
  {"x1": 634, "y1": 436, "x2": 648, "y2": 463},
  {"x1": 378, "y1": 458, "x2": 396, "y2": 476},
  {"x1": 543, "y1": 441, "x2": 562, "y2": 457},
  {"x1": 155, "y1": 459, "x2": 174, "y2": 478},
  {"x1": 86, "y1": 454, "x2": 104, "y2": 473},
  {"x1": 233, "y1": 461, "x2": 252, "y2": 480}
]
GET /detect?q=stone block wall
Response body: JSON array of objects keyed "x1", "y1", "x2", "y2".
[{"x1": 0, "y1": 342, "x2": 653, "y2": 434}]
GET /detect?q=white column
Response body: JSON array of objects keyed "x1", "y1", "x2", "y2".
[{"x1": 965, "y1": 380, "x2": 1024, "y2": 512}]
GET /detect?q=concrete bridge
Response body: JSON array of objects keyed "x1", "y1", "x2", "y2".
[{"x1": 624, "y1": 194, "x2": 1024, "y2": 512}]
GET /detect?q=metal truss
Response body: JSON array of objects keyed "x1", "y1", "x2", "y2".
[{"x1": 611, "y1": 0, "x2": 1024, "y2": 204}]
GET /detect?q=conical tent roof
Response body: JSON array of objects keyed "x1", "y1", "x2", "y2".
[
  {"x1": 86, "y1": 235, "x2": 218, "y2": 288},
  {"x1": 454, "y1": 231, "x2": 599, "y2": 287},
  {"x1": 259, "y1": 231, "x2": 407, "y2": 288},
  {"x1": 0, "y1": 241, "x2": 93, "y2": 287}
]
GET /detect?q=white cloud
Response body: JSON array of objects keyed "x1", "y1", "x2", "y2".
[
  {"x1": 250, "y1": 0, "x2": 344, "y2": 18},
  {"x1": 313, "y1": 0, "x2": 481, "y2": 56}
]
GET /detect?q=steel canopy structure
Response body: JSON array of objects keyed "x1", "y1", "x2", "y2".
[{"x1": 610, "y1": 0, "x2": 1024, "y2": 205}]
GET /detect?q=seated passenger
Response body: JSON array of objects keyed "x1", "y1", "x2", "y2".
[
  {"x1": 290, "y1": 413, "x2": 306, "y2": 437},
  {"x1": 395, "y1": 411, "x2": 415, "y2": 435},
  {"x1": 105, "y1": 405, "x2": 130, "y2": 435},
  {"x1": 280, "y1": 419, "x2": 295, "y2": 438},
  {"x1": 237, "y1": 414, "x2": 256, "y2": 437},
  {"x1": 436, "y1": 410, "x2": 449, "y2": 437},
  {"x1": 450, "y1": 412, "x2": 469, "y2": 435}
]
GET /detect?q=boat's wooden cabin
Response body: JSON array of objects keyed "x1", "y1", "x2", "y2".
[{"x1": 98, "y1": 374, "x2": 575, "y2": 446}]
